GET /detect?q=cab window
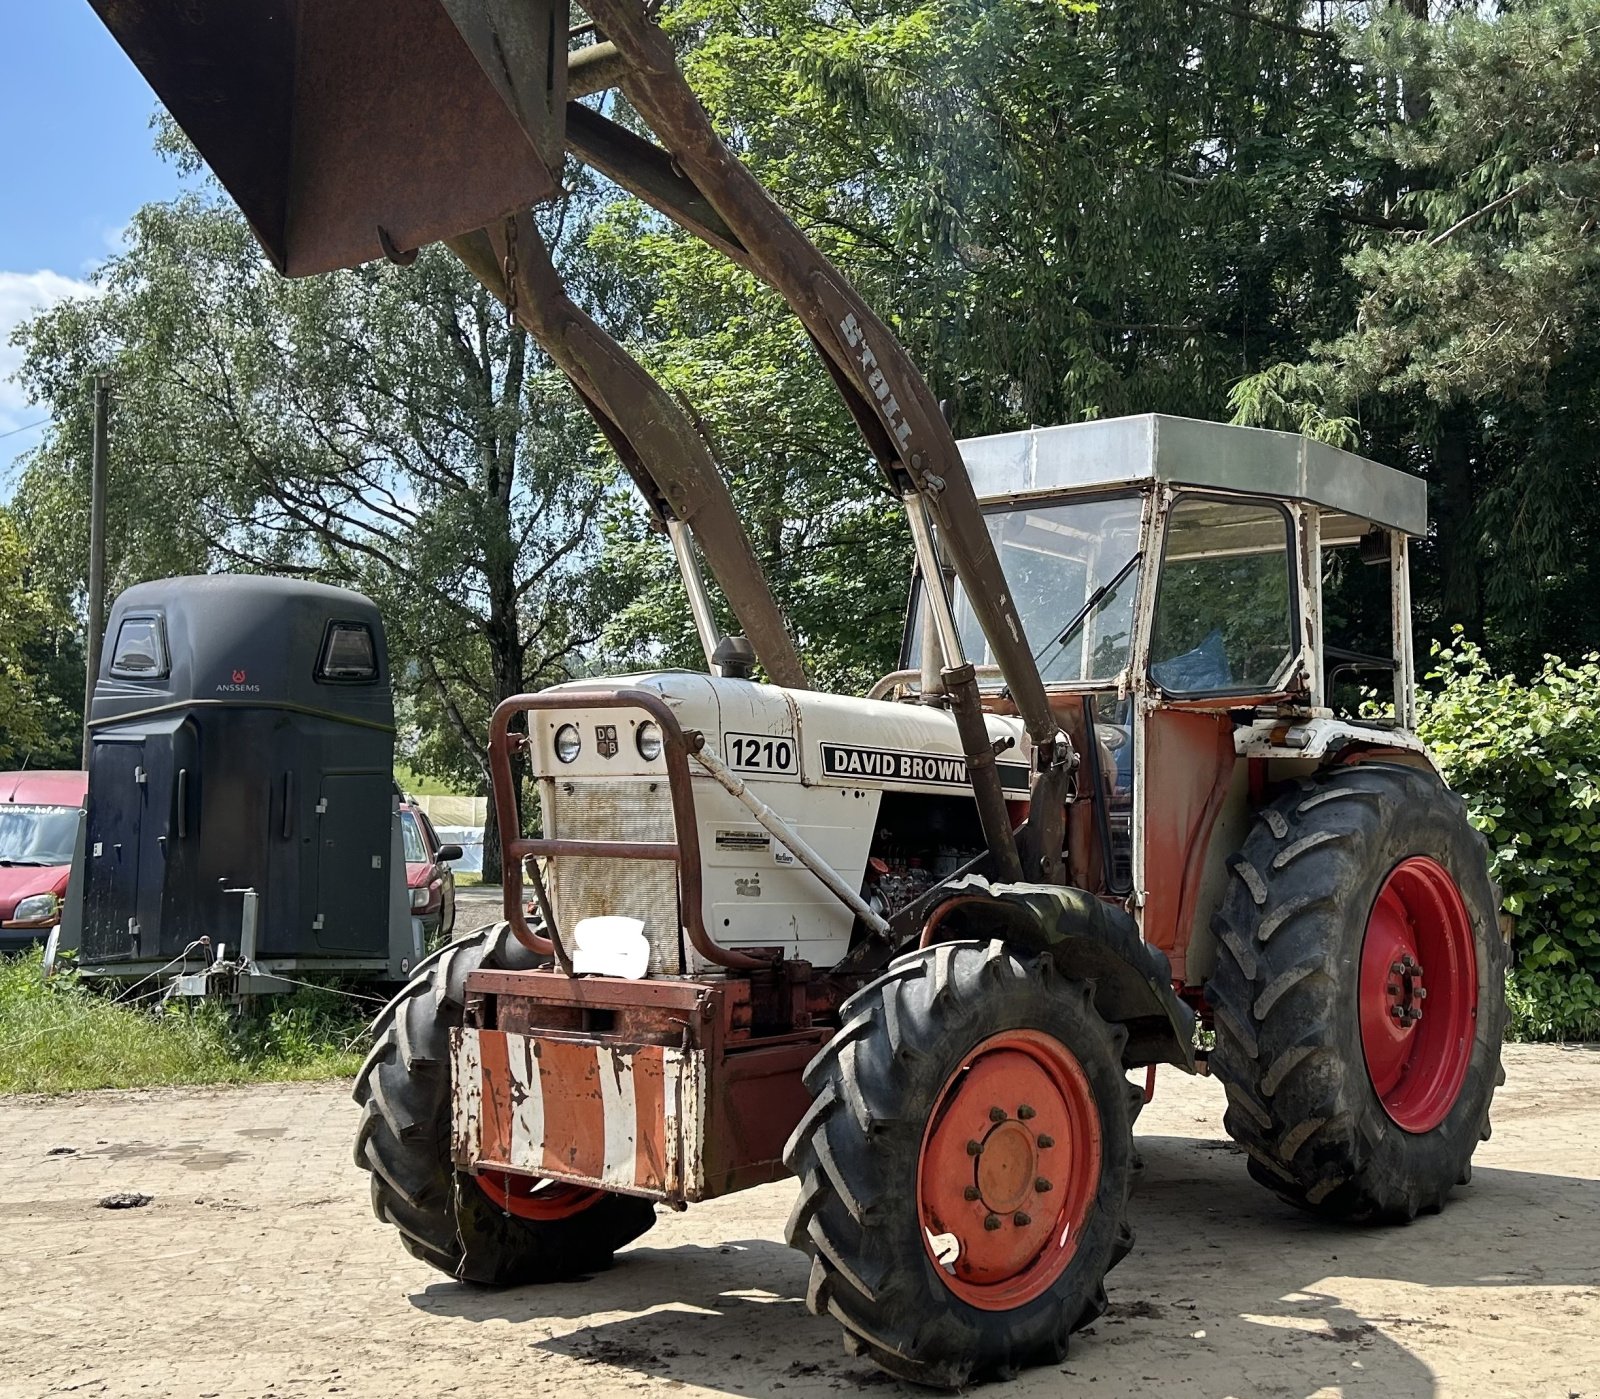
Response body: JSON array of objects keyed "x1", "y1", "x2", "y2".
[
  {"x1": 109, "y1": 615, "x2": 168, "y2": 679},
  {"x1": 1150, "y1": 496, "x2": 1297, "y2": 695}
]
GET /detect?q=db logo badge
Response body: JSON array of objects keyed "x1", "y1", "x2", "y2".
[
  {"x1": 232, "y1": 669, "x2": 248, "y2": 685},
  {"x1": 595, "y1": 723, "x2": 619, "y2": 758}
]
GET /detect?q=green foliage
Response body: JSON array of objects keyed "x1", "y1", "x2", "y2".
[
  {"x1": 0, "y1": 950, "x2": 369, "y2": 1093},
  {"x1": 1234, "y1": 0, "x2": 1600, "y2": 665},
  {"x1": 0, "y1": 508, "x2": 82, "y2": 770},
  {"x1": 1418, "y1": 633, "x2": 1600, "y2": 1039},
  {"x1": 667, "y1": 0, "x2": 1374, "y2": 434},
  {"x1": 1504, "y1": 969, "x2": 1600, "y2": 1044}
]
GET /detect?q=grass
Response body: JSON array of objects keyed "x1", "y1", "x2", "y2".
[
  {"x1": 394, "y1": 764, "x2": 472, "y2": 798},
  {"x1": 0, "y1": 950, "x2": 374, "y2": 1094}
]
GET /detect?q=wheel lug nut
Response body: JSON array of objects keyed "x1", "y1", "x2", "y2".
[
  {"x1": 1017, "y1": 1104, "x2": 1036, "y2": 1120},
  {"x1": 1035, "y1": 1177, "x2": 1053, "y2": 1193},
  {"x1": 1036, "y1": 1134, "x2": 1054, "y2": 1148},
  {"x1": 1390, "y1": 1006, "x2": 1404, "y2": 1019},
  {"x1": 1416, "y1": 987, "x2": 1428, "y2": 999},
  {"x1": 989, "y1": 1106, "x2": 1007, "y2": 1123},
  {"x1": 1387, "y1": 983, "x2": 1399, "y2": 995},
  {"x1": 966, "y1": 1140, "x2": 984, "y2": 1156},
  {"x1": 1391, "y1": 961, "x2": 1404, "y2": 975},
  {"x1": 1013, "y1": 1211, "x2": 1031, "y2": 1226},
  {"x1": 963, "y1": 1186, "x2": 981, "y2": 1201},
  {"x1": 984, "y1": 1213, "x2": 1002, "y2": 1231}
]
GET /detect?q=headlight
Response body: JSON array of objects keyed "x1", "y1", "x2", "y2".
[
  {"x1": 12, "y1": 892, "x2": 60, "y2": 923},
  {"x1": 636, "y1": 721, "x2": 663, "y2": 761},
  {"x1": 409, "y1": 886, "x2": 430, "y2": 910},
  {"x1": 554, "y1": 723, "x2": 582, "y2": 763}
]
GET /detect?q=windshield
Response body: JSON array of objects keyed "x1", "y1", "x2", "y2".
[
  {"x1": 401, "y1": 810, "x2": 426, "y2": 863},
  {"x1": 911, "y1": 493, "x2": 1145, "y2": 685},
  {"x1": 0, "y1": 805, "x2": 79, "y2": 866}
]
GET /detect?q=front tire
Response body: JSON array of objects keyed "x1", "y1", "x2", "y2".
[
  {"x1": 352, "y1": 923, "x2": 656, "y2": 1283},
  {"x1": 784, "y1": 940, "x2": 1140, "y2": 1387},
  {"x1": 1207, "y1": 763, "x2": 1507, "y2": 1222}
]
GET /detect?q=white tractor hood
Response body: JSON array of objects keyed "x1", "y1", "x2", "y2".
[{"x1": 538, "y1": 671, "x2": 1031, "y2": 795}]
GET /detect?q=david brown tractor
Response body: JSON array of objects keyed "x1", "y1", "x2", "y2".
[{"x1": 86, "y1": 0, "x2": 1506, "y2": 1386}]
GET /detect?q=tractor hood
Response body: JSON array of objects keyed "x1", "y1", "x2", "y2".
[{"x1": 534, "y1": 671, "x2": 1031, "y2": 795}]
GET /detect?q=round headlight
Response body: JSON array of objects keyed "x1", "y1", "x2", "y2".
[
  {"x1": 553, "y1": 723, "x2": 582, "y2": 764},
  {"x1": 636, "y1": 721, "x2": 663, "y2": 762}
]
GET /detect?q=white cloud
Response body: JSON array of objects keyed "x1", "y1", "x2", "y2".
[{"x1": 0, "y1": 269, "x2": 97, "y2": 470}]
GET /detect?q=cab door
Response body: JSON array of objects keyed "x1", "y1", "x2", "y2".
[{"x1": 1134, "y1": 494, "x2": 1305, "y2": 984}]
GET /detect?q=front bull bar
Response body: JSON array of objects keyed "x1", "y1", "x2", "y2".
[{"x1": 487, "y1": 689, "x2": 775, "y2": 972}]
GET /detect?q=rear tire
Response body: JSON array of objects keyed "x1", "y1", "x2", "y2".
[
  {"x1": 1207, "y1": 763, "x2": 1507, "y2": 1222},
  {"x1": 784, "y1": 939, "x2": 1140, "y2": 1387},
  {"x1": 352, "y1": 922, "x2": 656, "y2": 1283}
]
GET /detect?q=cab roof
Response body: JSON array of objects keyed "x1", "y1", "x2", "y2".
[{"x1": 957, "y1": 414, "x2": 1428, "y2": 537}]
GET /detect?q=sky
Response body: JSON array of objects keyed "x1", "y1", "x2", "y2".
[{"x1": 0, "y1": 6, "x2": 184, "y2": 490}]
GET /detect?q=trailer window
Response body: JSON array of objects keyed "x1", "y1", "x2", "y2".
[
  {"x1": 1150, "y1": 496, "x2": 1296, "y2": 696},
  {"x1": 109, "y1": 615, "x2": 168, "y2": 679},
  {"x1": 317, "y1": 622, "x2": 378, "y2": 683}
]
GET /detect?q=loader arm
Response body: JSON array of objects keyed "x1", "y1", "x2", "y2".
[{"x1": 85, "y1": 0, "x2": 1072, "y2": 885}]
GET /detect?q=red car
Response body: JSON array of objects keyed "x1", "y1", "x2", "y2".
[
  {"x1": 400, "y1": 802, "x2": 462, "y2": 943},
  {"x1": 1, "y1": 770, "x2": 88, "y2": 950}
]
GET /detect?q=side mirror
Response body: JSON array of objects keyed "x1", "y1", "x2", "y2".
[{"x1": 436, "y1": 844, "x2": 464, "y2": 864}]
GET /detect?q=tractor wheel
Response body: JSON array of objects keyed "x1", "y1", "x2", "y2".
[
  {"x1": 784, "y1": 940, "x2": 1141, "y2": 1388},
  {"x1": 352, "y1": 922, "x2": 656, "y2": 1283},
  {"x1": 1207, "y1": 763, "x2": 1507, "y2": 1222}
]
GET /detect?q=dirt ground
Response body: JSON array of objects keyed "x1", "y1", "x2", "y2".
[{"x1": 1, "y1": 1045, "x2": 1596, "y2": 1399}]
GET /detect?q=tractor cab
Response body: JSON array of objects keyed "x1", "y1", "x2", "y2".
[{"x1": 894, "y1": 414, "x2": 1429, "y2": 983}]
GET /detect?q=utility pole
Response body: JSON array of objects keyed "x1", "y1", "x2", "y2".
[{"x1": 80, "y1": 375, "x2": 109, "y2": 768}]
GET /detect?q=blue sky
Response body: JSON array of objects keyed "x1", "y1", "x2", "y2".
[{"x1": 1, "y1": 7, "x2": 184, "y2": 487}]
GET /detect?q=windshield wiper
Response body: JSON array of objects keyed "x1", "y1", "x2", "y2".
[
  {"x1": 1033, "y1": 550, "x2": 1143, "y2": 666},
  {"x1": 0, "y1": 857, "x2": 52, "y2": 867}
]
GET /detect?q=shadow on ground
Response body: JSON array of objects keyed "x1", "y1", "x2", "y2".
[{"x1": 409, "y1": 1128, "x2": 1600, "y2": 1396}]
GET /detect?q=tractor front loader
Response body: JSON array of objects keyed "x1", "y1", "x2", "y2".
[{"x1": 88, "y1": 1, "x2": 1507, "y2": 1387}]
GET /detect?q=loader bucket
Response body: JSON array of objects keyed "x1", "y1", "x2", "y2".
[{"x1": 89, "y1": 0, "x2": 570, "y2": 277}]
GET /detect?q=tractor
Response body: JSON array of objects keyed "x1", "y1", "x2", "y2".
[{"x1": 85, "y1": 0, "x2": 1506, "y2": 1386}]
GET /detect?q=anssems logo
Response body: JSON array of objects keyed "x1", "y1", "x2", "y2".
[{"x1": 216, "y1": 665, "x2": 260, "y2": 695}]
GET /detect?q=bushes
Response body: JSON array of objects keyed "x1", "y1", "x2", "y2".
[
  {"x1": 0, "y1": 950, "x2": 371, "y2": 1093},
  {"x1": 1418, "y1": 636, "x2": 1600, "y2": 1041}
]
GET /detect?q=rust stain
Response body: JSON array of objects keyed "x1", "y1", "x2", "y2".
[
  {"x1": 477, "y1": 1030, "x2": 515, "y2": 1166},
  {"x1": 632, "y1": 1047, "x2": 668, "y2": 1190}
]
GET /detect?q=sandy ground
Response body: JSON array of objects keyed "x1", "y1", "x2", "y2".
[{"x1": 1, "y1": 1044, "x2": 1597, "y2": 1399}]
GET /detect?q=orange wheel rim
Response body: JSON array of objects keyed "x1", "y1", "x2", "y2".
[
  {"x1": 472, "y1": 1171, "x2": 606, "y2": 1221},
  {"x1": 916, "y1": 1029, "x2": 1101, "y2": 1310},
  {"x1": 1359, "y1": 856, "x2": 1478, "y2": 1133}
]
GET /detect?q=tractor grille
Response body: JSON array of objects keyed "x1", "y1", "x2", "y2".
[{"x1": 543, "y1": 777, "x2": 682, "y2": 974}]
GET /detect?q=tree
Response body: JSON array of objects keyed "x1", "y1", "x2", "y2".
[
  {"x1": 0, "y1": 507, "x2": 82, "y2": 771},
  {"x1": 1232, "y1": 0, "x2": 1600, "y2": 665},
  {"x1": 581, "y1": 0, "x2": 1387, "y2": 691},
  {"x1": 12, "y1": 185, "x2": 628, "y2": 878},
  {"x1": 586, "y1": 211, "x2": 913, "y2": 693}
]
